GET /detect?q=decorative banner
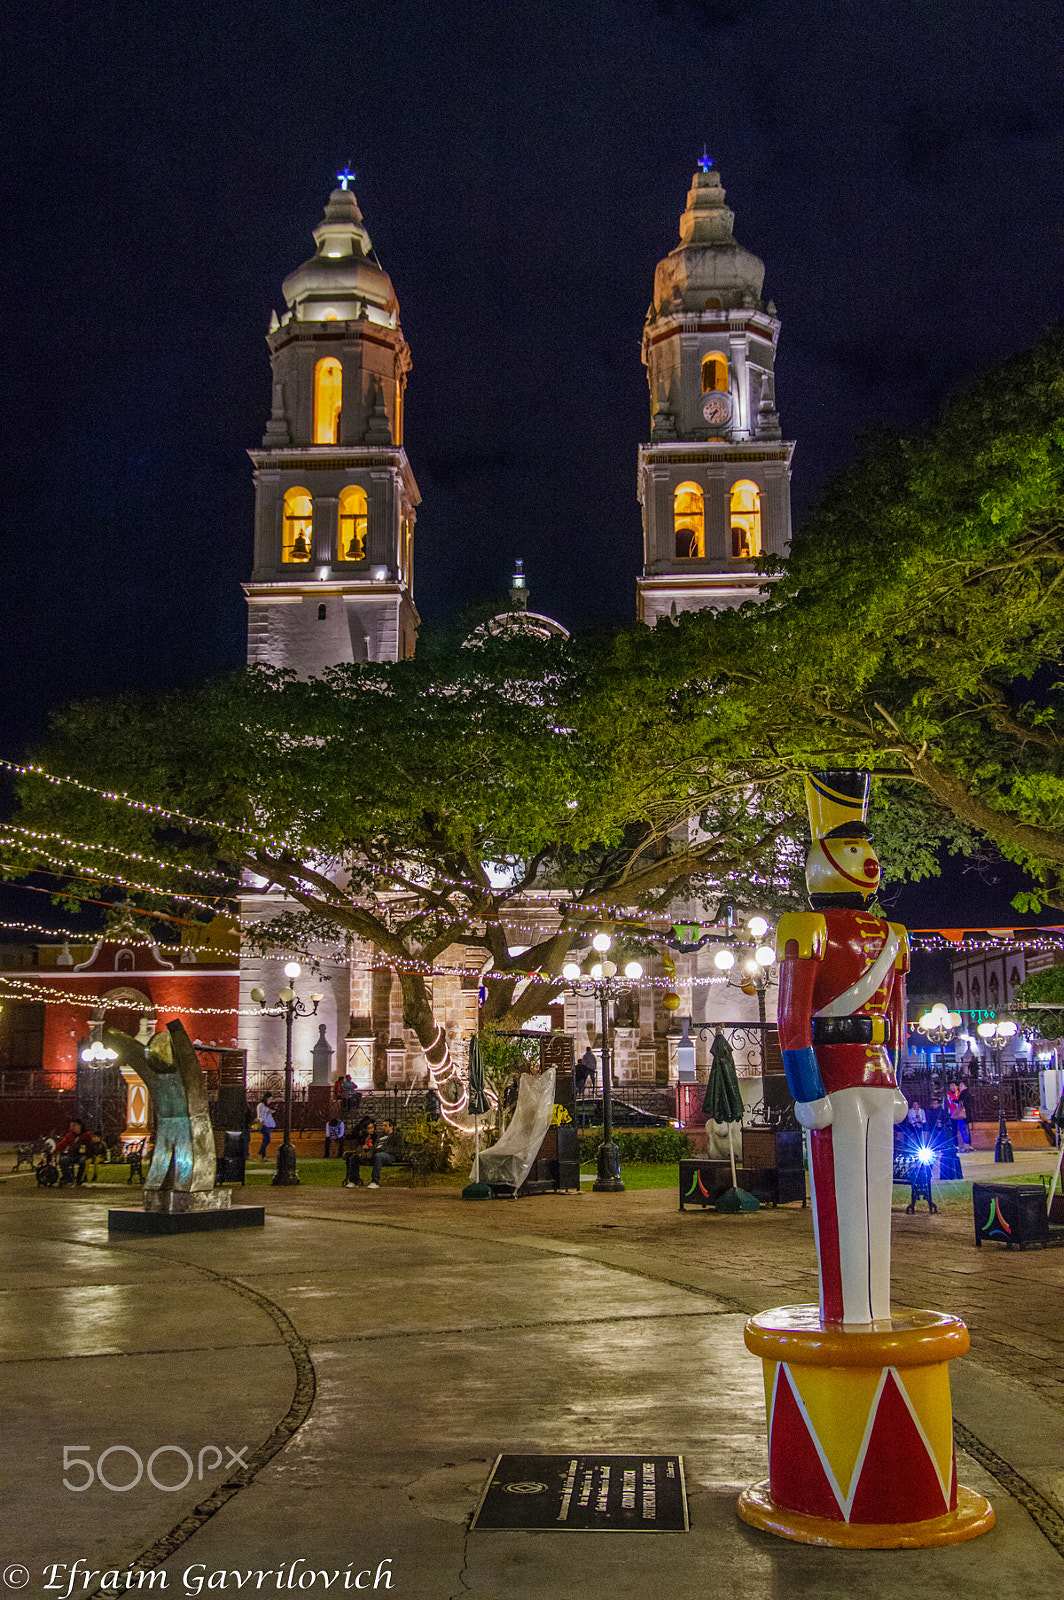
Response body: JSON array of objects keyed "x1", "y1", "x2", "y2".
[{"x1": 471, "y1": 1455, "x2": 688, "y2": 1532}]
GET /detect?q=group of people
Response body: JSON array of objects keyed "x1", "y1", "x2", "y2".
[
  {"x1": 903, "y1": 1081, "x2": 972, "y2": 1148},
  {"x1": 340, "y1": 1116, "x2": 398, "y2": 1189},
  {"x1": 39, "y1": 1119, "x2": 110, "y2": 1185}
]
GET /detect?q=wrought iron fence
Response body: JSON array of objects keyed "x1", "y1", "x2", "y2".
[{"x1": 900, "y1": 1073, "x2": 1043, "y2": 1121}]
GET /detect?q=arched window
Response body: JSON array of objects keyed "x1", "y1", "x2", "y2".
[
  {"x1": 317, "y1": 603, "x2": 327, "y2": 621},
  {"x1": 730, "y1": 479, "x2": 762, "y2": 559},
  {"x1": 702, "y1": 351, "x2": 728, "y2": 393},
  {"x1": 314, "y1": 357, "x2": 342, "y2": 444},
  {"x1": 971, "y1": 976, "x2": 981, "y2": 1002},
  {"x1": 674, "y1": 482, "x2": 704, "y2": 559},
  {"x1": 282, "y1": 487, "x2": 313, "y2": 563},
  {"x1": 338, "y1": 484, "x2": 368, "y2": 562}
]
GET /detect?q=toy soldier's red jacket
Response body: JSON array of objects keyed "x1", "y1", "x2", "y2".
[{"x1": 775, "y1": 908, "x2": 910, "y2": 1102}]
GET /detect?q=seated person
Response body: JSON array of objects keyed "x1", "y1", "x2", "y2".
[
  {"x1": 86, "y1": 1129, "x2": 108, "y2": 1182},
  {"x1": 325, "y1": 1115, "x2": 345, "y2": 1159},
  {"x1": 343, "y1": 1118, "x2": 375, "y2": 1187},
  {"x1": 56, "y1": 1119, "x2": 90, "y2": 1186},
  {"x1": 367, "y1": 1119, "x2": 400, "y2": 1189}
]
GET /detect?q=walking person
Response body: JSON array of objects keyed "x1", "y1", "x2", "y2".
[
  {"x1": 957, "y1": 1081, "x2": 972, "y2": 1147},
  {"x1": 257, "y1": 1094, "x2": 276, "y2": 1159},
  {"x1": 946, "y1": 1081, "x2": 970, "y2": 1149}
]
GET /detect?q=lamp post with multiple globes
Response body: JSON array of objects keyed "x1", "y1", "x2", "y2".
[
  {"x1": 710, "y1": 914, "x2": 778, "y2": 1029},
  {"x1": 562, "y1": 933, "x2": 643, "y2": 1193},
  {"x1": 251, "y1": 962, "x2": 324, "y2": 1187},
  {"x1": 976, "y1": 1016, "x2": 1019, "y2": 1163}
]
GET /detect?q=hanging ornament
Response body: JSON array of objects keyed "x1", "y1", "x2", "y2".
[{"x1": 662, "y1": 990, "x2": 681, "y2": 1012}]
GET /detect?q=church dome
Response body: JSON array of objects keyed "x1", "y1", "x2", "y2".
[
  {"x1": 652, "y1": 162, "x2": 765, "y2": 314},
  {"x1": 281, "y1": 187, "x2": 399, "y2": 325}
]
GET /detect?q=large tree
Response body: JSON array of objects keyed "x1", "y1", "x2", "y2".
[{"x1": 1, "y1": 624, "x2": 803, "y2": 1066}]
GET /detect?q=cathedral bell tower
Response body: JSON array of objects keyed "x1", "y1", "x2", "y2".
[
  {"x1": 636, "y1": 157, "x2": 795, "y2": 624},
  {"x1": 245, "y1": 175, "x2": 420, "y2": 672}
]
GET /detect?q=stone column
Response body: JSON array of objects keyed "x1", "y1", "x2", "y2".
[{"x1": 313, "y1": 496, "x2": 338, "y2": 567}]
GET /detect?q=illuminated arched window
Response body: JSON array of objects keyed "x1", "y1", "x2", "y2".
[
  {"x1": 314, "y1": 357, "x2": 342, "y2": 444},
  {"x1": 282, "y1": 487, "x2": 313, "y2": 563},
  {"x1": 338, "y1": 484, "x2": 368, "y2": 562},
  {"x1": 702, "y1": 351, "x2": 728, "y2": 393},
  {"x1": 730, "y1": 479, "x2": 762, "y2": 559},
  {"x1": 674, "y1": 481, "x2": 704, "y2": 559}
]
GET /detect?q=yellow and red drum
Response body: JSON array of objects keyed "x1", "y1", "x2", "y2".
[{"x1": 738, "y1": 1305, "x2": 994, "y2": 1548}]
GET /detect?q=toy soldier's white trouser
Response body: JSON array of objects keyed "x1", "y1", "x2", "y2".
[{"x1": 808, "y1": 1086, "x2": 902, "y2": 1325}]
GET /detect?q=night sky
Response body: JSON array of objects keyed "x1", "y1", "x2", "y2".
[{"x1": 1, "y1": 0, "x2": 1061, "y2": 928}]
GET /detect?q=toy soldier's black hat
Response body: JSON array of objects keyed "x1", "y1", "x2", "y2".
[{"x1": 804, "y1": 770, "x2": 873, "y2": 841}]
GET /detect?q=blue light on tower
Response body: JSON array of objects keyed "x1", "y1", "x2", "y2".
[{"x1": 698, "y1": 149, "x2": 713, "y2": 172}]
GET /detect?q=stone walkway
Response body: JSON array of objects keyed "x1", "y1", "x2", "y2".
[{"x1": 2, "y1": 1163, "x2": 1064, "y2": 1600}]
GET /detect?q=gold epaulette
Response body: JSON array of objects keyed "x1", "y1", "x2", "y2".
[
  {"x1": 775, "y1": 912, "x2": 828, "y2": 961},
  {"x1": 888, "y1": 923, "x2": 911, "y2": 972}
]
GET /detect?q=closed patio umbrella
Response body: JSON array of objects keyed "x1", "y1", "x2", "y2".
[
  {"x1": 703, "y1": 1028, "x2": 758, "y2": 1213},
  {"x1": 463, "y1": 1035, "x2": 492, "y2": 1200}
]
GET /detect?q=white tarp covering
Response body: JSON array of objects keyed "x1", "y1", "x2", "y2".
[{"x1": 474, "y1": 1068, "x2": 557, "y2": 1191}]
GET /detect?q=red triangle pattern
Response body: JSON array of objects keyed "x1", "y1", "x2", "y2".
[
  {"x1": 769, "y1": 1368, "x2": 843, "y2": 1521},
  {"x1": 849, "y1": 1371, "x2": 949, "y2": 1524}
]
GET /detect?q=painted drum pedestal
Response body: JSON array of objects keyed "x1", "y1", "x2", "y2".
[{"x1": 738, "y1": 1305, "x2": 994, "y2": 1548}]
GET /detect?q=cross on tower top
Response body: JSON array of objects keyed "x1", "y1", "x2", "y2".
[
  {"x1": 698, "y1": 148, "x2": 713, "y2": 172},
  {"x1": 336, "y1": 165, "x2": 355, "y2": 190}
]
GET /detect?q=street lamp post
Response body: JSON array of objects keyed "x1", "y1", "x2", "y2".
[
  {"x1": 709, "y1": 914, "x2": 779, "y2": 1073},
  {"x1": 562, "y1": 934, "x2": 643, "y2": 1193},
  {"x1": 915, "y1": 1003, "x2": 963, "y2": 1082},
  {"x1": 251, "y1": 962, "x2": 324, "y2": 1187},
  {"x1": 977, "y1": 1017, "x2": 1019, "y2": 1163}
]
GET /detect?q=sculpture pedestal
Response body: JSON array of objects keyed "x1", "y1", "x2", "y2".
[
  {"x1": 109, "y1": 1188, "x2": 265, "y2": 1234},
  {"x1": 738, "y1": 1305, "x2": 994, "y2": 1548}
]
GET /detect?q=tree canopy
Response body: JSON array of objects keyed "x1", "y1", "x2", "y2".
[
  {"x1": 1, "y1": 625, "x2": 801, "y2": 1061},
  {"x1": 5, "y1": 329, "x2": 1064, "y2": 1069}
]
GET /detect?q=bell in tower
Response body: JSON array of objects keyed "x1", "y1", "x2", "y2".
[
  {"x1": 636, "y1": 156, "x2": 795, "y2": 625},
  {"x1": 244, "y1": 172, "x2": 421, "y2": 674}
]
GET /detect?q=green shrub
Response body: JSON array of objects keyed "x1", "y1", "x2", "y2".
[
  {"x1": 401, "y1": 1115, "x2": 452, "y2": 1173},
  {"x1": 578, "y1": 1127, "x2": 692, "y2": 1164}
]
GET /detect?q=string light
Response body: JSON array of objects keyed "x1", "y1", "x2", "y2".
[{"x1": 0, "y1": 822, "x2": 234, "y2": 884}]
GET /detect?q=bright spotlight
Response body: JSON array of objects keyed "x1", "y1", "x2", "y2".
[
  {"x1": 714, "y1": 949, "x2": 736, "y2": 971},
  {"x1": 284, "y1": 961, "x2": 301, "y2": 979},
  {"x1": 747, "y1": 915, "x2": 769, "y2": 940},
  {"x1": 592, "y1": 932, "x2": 612, "y2": 953}
]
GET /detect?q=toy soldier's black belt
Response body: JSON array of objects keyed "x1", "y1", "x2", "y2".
[{"x1": 813, "y1": 1015, "x2": 890, "y2": 1045}]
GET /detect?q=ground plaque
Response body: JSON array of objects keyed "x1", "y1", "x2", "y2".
[{"x1": 471, "y1": 1454, "x2": 688, "y2": 1532}]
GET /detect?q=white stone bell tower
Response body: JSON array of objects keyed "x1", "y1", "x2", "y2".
[
  {"x1": 245, "y1": 174, "x2": 420, "y2": 674},
  {"x1": 636, "y1": 157, "x2": 795, "y2": 624},
  {"x1": 240, "y1": 174, "x2": 424, "y2": 1088}
]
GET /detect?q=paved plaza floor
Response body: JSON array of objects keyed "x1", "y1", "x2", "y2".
[{"x1": 2, "y1": 1152, "x2": 1064, "y2": 1600}]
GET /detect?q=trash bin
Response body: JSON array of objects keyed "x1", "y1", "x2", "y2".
[
  {"x1": 972, "y1": 1181, "x2": 1048, "y2": 1249},
  {"x1": 215, "y1": 1130, "x2": 247, "y2": 1186}
]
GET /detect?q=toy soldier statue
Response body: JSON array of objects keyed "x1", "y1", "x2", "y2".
[{"x1": 776, "y1": 770, "x2": 909, "y2": 1324}]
